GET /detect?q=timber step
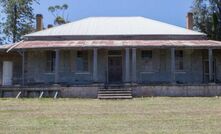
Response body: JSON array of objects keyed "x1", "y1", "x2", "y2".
[{"x1": 98, "y1": 89, "x2": 132, "y2": 99}]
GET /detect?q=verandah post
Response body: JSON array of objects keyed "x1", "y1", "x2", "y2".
[
  {"x1": 22, "y1": 50, "x2": 25, "y2": 86},
  {"x1": 171, "y1": 48, "x2": 176, "y2": 84},
  {"x1": 54, "y1": 49, "x2": 60, "y2": 84},
  {"x1": 125, "y1": 48, "x2": 130, "y2": 82},
  {"x1": 132, "y1": 48, "x2": 137, "y2": 83},
  {"x1": 93, "y1": 48, "x2": 98, "y2": 82},
  {"x1": 208, "y1": 48, "x2": 214, "y2": 83}
]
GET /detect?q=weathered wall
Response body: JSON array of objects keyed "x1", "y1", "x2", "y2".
[
  {"x1": 25, "y1": 50, "x2": 94, "y2": 84},
  {"x1": 132, "y1": 85, "x2": 221, "y2": 97},
  {"x1": 0, "y1": 61, "x2": 2, "y2": 85},
  {"x1": 0, "y1": 52, "x2": 22, "y2": 85},
  {"x1": 25, "y1": 49, "x2": 128, "y2": 84},
  {"x1": 214, "y1": 50, "x2": 221, "y2": 82},
  {"x1": 23, "y1": 48, "x2": 221, "y2": 85},
  {"x1": 60, "y1": 86, "x2": 99, "y2": 98},
  {"x1": 135, "y1": 49, "x2": 207, "y2": 84},
  {"x1": 2, "y1": 85, "x2": 221, "y2": 98}
]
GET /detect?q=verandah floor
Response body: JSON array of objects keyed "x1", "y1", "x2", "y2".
[{"x1": 0, "y1": 98, "x2": 221, "y2": 134}]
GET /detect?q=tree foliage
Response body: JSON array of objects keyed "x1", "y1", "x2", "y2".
[
  {"x1": 0, "y1": 11, "x2": 3, "y2": 45},
  {"x1": 0, "y1": 0, "x2": 38, "y2": 43},
  {"x1": 48, "y1": 4, "x2": 69, "y2": 25},
  {"x1": 192, "y1": 0, "x2": 221, "y2": 40}
]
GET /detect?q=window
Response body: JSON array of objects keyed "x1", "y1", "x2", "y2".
[
  {"x1": 175, "y1": 50, "x2": 184, "y2": 71},
  {"x1": 46, "y1": 51, "x2": 55, "y2": 73},
  {"x1": 76, "y1": 51, "x2": 89, "y2": 72},
  {"x1": 141, "y1": 50, "x2": 153, "y2": 71},
  {"x1": 60, "y1": 51, "x2": 71, "y2": 72}
]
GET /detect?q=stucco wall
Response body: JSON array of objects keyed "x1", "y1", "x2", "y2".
[
  {"x1": 136, "y1": 49, "x2": 205, "y2": 84},
  {"x1": 132, "y1": 85, "x2": 221, "y2": 97},
  {"x1": 25, "y1": 50, "x2": 94, "y2": 84},
  {"x1": 214, "y1": 50, "x2": 221, "y2": 82},
  {"x1": 21, "y1": 49, "x2": 221, "y2": 85},
  {"x1": 2, "y1": 85, "x2": 221, "y2": 98},
  {"x1": 0, "y1": 52, "x2": 22, "y2": 85},
  {"x1": 25, "y1": 49, "x2": 128, "y2": 84}
]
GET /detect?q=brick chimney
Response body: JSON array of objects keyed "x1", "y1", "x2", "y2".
[
  {"x1": 36, "y1": 14, "x2": 43, "y2": 31},
  {"x1": 186, "y1": 12, "x2": 193, "y2": 30}
]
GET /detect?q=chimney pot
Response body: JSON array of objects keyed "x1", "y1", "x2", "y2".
[
  {"x1": 48, "y1": 24, "x2": 53, "y2": 28},
  {"x1": 36, "y1": 14, "x2": 43, "y2": 31},
  {"x1": 186, "y1": 12, "x2": 193, "y2": 30}
]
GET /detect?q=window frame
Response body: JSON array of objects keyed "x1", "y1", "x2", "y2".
[
  {"x1": 45, "y1": 51, "x2": 56, "y2": 74},
  {"x1": 60, "y1": 50, "x2": 71, "y2": 72},
  {"x1": 140, "y1": 50, "x2": 154, "y2": 73},
  {"x1": 76, "y1": 50, "x2": 90, "y2": 73},
  {"x1": 175, "y1": 50, "x2": 184, "y2": 72}
]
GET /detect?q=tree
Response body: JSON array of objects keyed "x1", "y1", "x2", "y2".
[
  {"x1": 48, "y1": 4, "x2": 69, "y2": 25},
  {"x1": 0, "y1": 15, "x2": 2, "y2": 45},
  {"x1": 0, "y1": 0, "x2": 38, "y2": 43},
  {"x1": 192, "y1": 0, "x2": 221, "y2": 40}
]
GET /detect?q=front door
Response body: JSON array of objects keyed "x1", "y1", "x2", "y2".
[
  {"x1": 2, "y1": 61, "x2": 13, "y2": 86},
  {"x1": 108, "y1": 56, "x2": 122, "y2": 83}
]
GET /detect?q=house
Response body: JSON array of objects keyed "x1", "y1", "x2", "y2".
[{"x1": 1, "y1": 13, "x2": 221, "y2": 98}]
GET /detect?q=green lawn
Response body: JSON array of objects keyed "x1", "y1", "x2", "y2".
[{"x1": 0, "y1": 98, "x2": 221, "y2": 134}]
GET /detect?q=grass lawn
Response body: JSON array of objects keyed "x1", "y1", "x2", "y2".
[{"x1": 0, "y1": 98, "x2": 221, "y2": 134}]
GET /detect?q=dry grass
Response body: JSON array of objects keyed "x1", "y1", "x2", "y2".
[{"x1": 0, "y1": 97, "x2": 221, "y2": 134}]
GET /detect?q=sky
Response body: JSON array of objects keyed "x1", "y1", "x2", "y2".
[{"x1": 34, "y1": 0, "x2": 194, "y2": 28}]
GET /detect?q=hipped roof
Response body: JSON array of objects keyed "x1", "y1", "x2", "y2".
[{"x1": 25, "y1": 17, "x2": 205, "y2": 37}]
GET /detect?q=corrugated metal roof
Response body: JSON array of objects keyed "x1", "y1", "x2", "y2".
[
  {"x1": 25, "y1": 17, "x2": 205, "y2": 37},
  {"x1": 14, "y1": 40, "x2": 221, "y2": 49},
  {"x1": 0, "y1": 44, "x2": 12, "y2": 50}
]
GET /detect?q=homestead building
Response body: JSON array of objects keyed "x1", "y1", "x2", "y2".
[{"x1": 1, "y1": 13, "x2": 221, "y2": 98}]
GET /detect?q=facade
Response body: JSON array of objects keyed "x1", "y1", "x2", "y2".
[{"x1": 1, "y1": 14, "x2": 221, "y2": 98}]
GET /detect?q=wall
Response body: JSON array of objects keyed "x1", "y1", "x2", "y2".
[
  {"x1": 132, "y1": 85, "x2": 221, "y2": 97},
  {"x1": 136, "y1": 49, "x2": 206, "y2": 84},
  {"x1": 60, "y1": 86, "x2": 99, "y2": 98},
  {"x1": 25, "y1": 49, "x2": 128, "y2": 85},
  {"x1": 214, "y1": 50, "x2": 221, "y2": 82},
  {"x1": 23, "y1": 48, "x2": 221, "y2": 85},
  {"x1": 25, "y1": 50, "x2": 94, "y2": 84},
  {"x1": 0, "y1": 52, "x2": 22, "y2": 85},
  {"x1": 0, "y1": 61, "x2": 2, "y2": 85},
  {"x1": 2, "y1": 85, "x2": 221, "y2": 98}
]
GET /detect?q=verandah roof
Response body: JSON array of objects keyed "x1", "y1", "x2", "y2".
[
  {"x1": 12, "y1": 40, "x2": 221, "y2": 49},
  {"x1": 0, "y1": 44, "x2": 12, "y2": 51}
]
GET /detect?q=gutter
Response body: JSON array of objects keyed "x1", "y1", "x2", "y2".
[{"x1": 6, "y1": 40, "x2": 24, "y2": 53}]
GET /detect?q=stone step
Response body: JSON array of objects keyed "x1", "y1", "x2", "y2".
[
  {"x1": 98, "y1": 89, "x2": 132, "y2": 99},
  {"x1": 98, "y1": 93, "x2": 132, "y2": 96},
  {"x1": 98, "y1": 96, "x2": 132, "y2": 99},
  {"x1": 98, "y1": 89, "x2": 132, "y2": 91},
  {"x1": 98, "y1": 91, "x2": 131, "y2": 94}
]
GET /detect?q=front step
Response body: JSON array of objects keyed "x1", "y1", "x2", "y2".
[{"x1": 98, "y1": 89, "x2": 132, "y2": 99}]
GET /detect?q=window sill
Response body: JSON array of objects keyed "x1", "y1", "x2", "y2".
[
  {"x1": 75, "y1": 72, "x2": 91, "y2": 75},
  {"x1": 140, "y1": 71, "x2": 155, "y2": 74},
  {"x1": 44, "y1": 73, "x2": 55, "y2": 75},
  {"x1": 175, "y1": 71, "x2": 186, "y2": 74}
]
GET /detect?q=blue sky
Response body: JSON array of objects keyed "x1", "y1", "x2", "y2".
[{"x1": 34, "y1": 0, "x2": 193, "y2": 28}]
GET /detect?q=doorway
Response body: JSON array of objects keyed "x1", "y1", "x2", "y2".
[
  {"x1": 108, "y1": 51, "x2": 122, "y2": 83},
  {"x1": 2, "y1": 61, "x2": 13, "y2": 86}
]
